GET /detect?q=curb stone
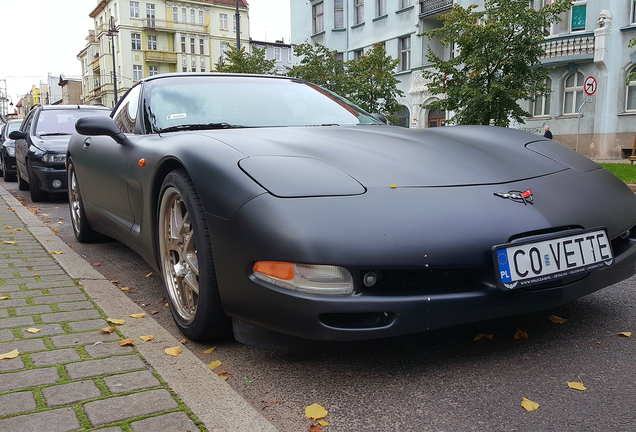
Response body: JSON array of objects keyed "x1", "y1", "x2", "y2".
[{"x1": 0, "y1": 186, "x2": 277, "y2": 431}]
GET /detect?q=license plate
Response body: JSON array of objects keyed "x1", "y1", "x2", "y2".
[{"x1": 494, "y1": 228, "x2": 614, "y2": 289}]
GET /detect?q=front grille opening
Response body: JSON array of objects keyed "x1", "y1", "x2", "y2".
[
  {"x1": 320, "y1": 312, "x2": 395, "y2": 329},
  {"x1": 508, "y1": 225, "x2": 583, "y2": 243}
]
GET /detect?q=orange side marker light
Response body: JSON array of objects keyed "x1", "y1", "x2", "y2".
[
  {"x1": 138, "y1": 158, "x2": 146, "y2": 167},
  {"x1": 253, "y1": 261, "x2": 294, "y2": 280}
]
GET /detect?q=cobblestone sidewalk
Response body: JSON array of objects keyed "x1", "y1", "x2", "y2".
[{"x1": 0, "y1": 204, "x2": 203, "y2": 431}]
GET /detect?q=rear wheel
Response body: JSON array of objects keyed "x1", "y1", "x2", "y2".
[
  {"x1": 3, "y1": 157, "x2": 15, "y2": 182},
  {"x1": 158, "y1": 169, "x2": 230, "y2": 341},
  {"x1": 68, "y1": 160, "x2": 98, "y2": 243},
  {"x1": 27, "y1": 160, "x2": 47, "y2": 202}
]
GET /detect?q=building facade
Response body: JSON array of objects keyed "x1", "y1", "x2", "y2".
[
  {"x1": 78, "y1": 0, "x2": 249, "y2": 108},
  {"x1": 250, "y1": 39, "x2": 293, "y2": 74},
  {"x1": 291, "y1": 0, "x2": 636, "y2": 159}
]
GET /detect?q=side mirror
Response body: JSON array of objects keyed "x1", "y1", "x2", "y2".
[
  {"x1": 9, "y1": 130, "x2": 27, "y2": 140},
  {"x1": 370, "y1": 113, "x2": 388, "y2": 124},
  {"x1": 75, "y1": 116, "x2": 127, "y2": 144}
]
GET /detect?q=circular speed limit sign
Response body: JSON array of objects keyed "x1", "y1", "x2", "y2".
[{"x1": 584, "y1": 76, "x2": 597, "y2": 95}]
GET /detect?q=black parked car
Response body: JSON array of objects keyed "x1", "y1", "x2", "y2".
[
  {"x1": 0, "y1": 119, "x2": 23, "y2": 182},
  {"x1": 10, "y1": 105, "x2": 111, "y2": 201}
]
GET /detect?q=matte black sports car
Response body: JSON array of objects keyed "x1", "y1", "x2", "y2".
[
  {"x1": 69, "y1": 73, "x2": 636, "y2": 348},
  {"x1": 10, "y1": 104, "x2": 111, "y2": 201},
  {"x1": 0, "y1": 119, "x2": 22, "y2": 182}
]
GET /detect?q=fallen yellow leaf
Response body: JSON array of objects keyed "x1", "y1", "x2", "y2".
[
  {"x1": 121, "y1": 287, "x2": 130, "y2": 291},
  {"x1": 101, "y1": 327, "x2": 117, "y2": 334},
  {"x1": 0, "y1": 349, "x2": 19, "y2": 360},
  {"x1": 180, "y1": 338, "x2": 187, "y2": 344},
  {"x1": 473, "y1": 333, "x2": 494, "y2": 341},
  {"x1": 0, "y1": 296, "x2": 9, "y2": 300},
  {"x1": 50, "y1": 251, "x2": 64, "y2": 255},
  {"x1": 57, "y1": 221, "x2": 63, "y2": 225},
  {"x1": 15, "y1": 228, "x2": 22, "y2": 231},
  {"x1": 145, "y1": 272, "x2": 153, "y2": 277},
  {"x1": 92, "y1": 262, "x2": 101, "y2": 266},
  {"x1": 215, "y1": 370, "x2": 228, "y2": 376},
  {"x1": 521, "y1": 397, "x2": 540, "y2": 411},
  {"x1": 3, "y1": 241, "x2": 16, "y2": 245},
  {"x1": 106, "y1": 318, "x2": 125, "y2": 326},
  {"x1": 548, "y1": 315, "x2": 568, "y2": 324},
  {"x1": 207, "y1": 360, "x2": 222, "y2": 370},
  {"x1": 52, "y1": 229, "x2": 59, "y2": 233},
  {"x1": 618, "y1": 332, "x2": 632, "y2": 337},
  {"x1": 203, "y1": 347, "x2": 215, "y2": 354},
  {"x1": 42, "y1": 214, "x2": 49, "y2": 217},
  {"x1": 220, "y1": 375, "x2": 228, "y2": 381},
  {"x1": 568, "y1": 382, "x2": 586, "y2": 391},
  {"x1": 119, "y1": 338, "x2": 135, "y2": 346},
  {"x1": 514, "y1": 329, "x2": 529, "y2": 340},
  {"x1": 305, "y1": 403, "x2": 328, "y2": 421},
  {"x1": 26, "y1": 328, "x2": 41, "y2": 334},
  {"x1": 165, "y1": 303, "x2": 169, "y2": 307},
  {"x1": 44, "y1": 220, "x2": 51, "y2": 223},
  {"x1": 165, "y1": 346, "x2": 182, "y2": 357},
  {"x1": 318, "y1": 420, "x2": 329, "y2": 427},
  {"x1": 130, "y1": 313, "x2": 146, "y2": 318},
  {"x1": 4, "y1": 225, "x2": 10, "y2": 228},
  {"x1": 140, "y1": 335, "x2": 155, "y2": 342}
]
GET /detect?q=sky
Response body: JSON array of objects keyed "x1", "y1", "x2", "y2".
[{"x1": 0, "y1": 0, "x2": 290, "y2": 110}]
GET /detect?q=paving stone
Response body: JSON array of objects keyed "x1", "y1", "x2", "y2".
[
  {"x1": 99, "y1": 428, "x2": 124, "y2": 432},
  {"x1": 85, "y1": 341, "x2": 134, "y2": 358},
  {"x1": 22, "y1": 323, "x2": 64, "y2": 338},
  {"x1": 66, "y1": 355, "x2": 145, "y2": 380},
  {"x1": 57, "y1": 300, "x2": 93, "y2": 311},
  {"x1": 83, "y1": 389, "x2": 178, "y2": 427},
  {"x1": 0, "y1": 408, "x2": 80, "y2": 432},
  {"x1": 0, "y1": 391, "x2": 37, "y2": 416},
  {"x1": 40, "y1": 309, "x2": 101, "y2": 323},
  {"x1": 3, "y1": 277, "x2": 39, "y2": 284},
  {"x1": 0, "y1": 315, "x2": 34, "y2": 329},
  {"x1": 48, "y1": 287, "x2": 82, "y2": 295},
  {"x1": 18, "y1": 269, "x2": 65, "y2": 277},
  {"x1": 130, "y1": 412, "x2": 197, "y2": 432},
  {"x1": 0, "y1": 338, "x2": 46, "y2": 354},
  {"x1": 15, "y1": 304, "x2": 53, "y2": 315},
  {"x1": 32, "y1": 293, "x2": 87, "y2": 304},
  {"x1": 0, "y1": 355, "x2": 24, "y2": 371},
  {"x1": 0, "y1": 308, "x2": 7, "y2": 318},
  {"x1": 51, "y1": 331, "x2": 119, "y2": 348},
  {"x1": 40, "y1": 275, "x2": 74, "y2": 282},
  {"x1": 0, "y1": 298, "x2": 28, "y2": 307},
  {"x1": 103, "y1": 370, "x2": 161, "y2": 394},
  {"x1": 31, "y1": 348, "x2": 81, "y2": 367},
  {"x1": 42, "y1": 380, "x2": 103, "y2": 407},
  {"x1": 25, "y1": 281, "x2": 76, "y2": 290},
  {"x1": 10, "y1": 290, "x2": 45, "y2": 298},
  {"x1": 0, "y1": 367, "x2": 60, "y2": 392},
  {"x1": 0, "y1": 328, "x2": 14, "y2": 341},
  {"x1": 0, "y1": 284, "x2": 22, "y2": 291},
  {"x1": 68, "y1": 319, "x2": 108, "y2": 332}
]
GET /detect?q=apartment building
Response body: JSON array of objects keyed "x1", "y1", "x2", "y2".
[
  {"x1": 250, "y1": 39, "x2": 293, "y2": 74},
  {"x1": 291, "y1": 1, "x2": 636, "y2": 159},
  {"x1": 78, "y1": 0, "x2": 249, "y2": 108}
]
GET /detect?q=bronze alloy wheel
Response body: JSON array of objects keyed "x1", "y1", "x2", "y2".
[{"x1": 159, "y1": 186, "x2": 199, "y2": 323}]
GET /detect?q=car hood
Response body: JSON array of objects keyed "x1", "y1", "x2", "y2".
[
  {"x1": 211, "y1": 125, "x2": 571, "y2": 188},
  {"x1": 33, "y1": 135, "x2": 72, "y2": 153}
]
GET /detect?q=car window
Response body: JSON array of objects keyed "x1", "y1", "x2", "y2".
[
  {"x1": 6, "y1": 121, "x2": 21, "y2": 136},
  {"x1": 112, "y1": 85, "x2": 141, "y2": 133},
  {"x1": 22, "y1": 110, "x2": 36, "y2": 134},
  {"x1": 36, "y1": 109, "x2": 110, "y2": 136},
  {"x1": 144, "y1": 76, "x2": 383, "y2": 133}
]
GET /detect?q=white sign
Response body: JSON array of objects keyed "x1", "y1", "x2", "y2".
[{"x1": 584, "y1": 76, "x2": 597, "y2": 95}]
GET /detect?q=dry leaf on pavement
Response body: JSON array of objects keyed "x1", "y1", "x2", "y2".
[
  {"x1": 3, "y1": 241, "x2": 15, "y2": 245},
  {"x1": 145, "y1": 272, "x2": 153, "y2": 277},
  {"x1": 140, "y1": 335, "x2": 154, "y2": 342},
  {"x1": 130, "y1": 313, "x2": 145, "y2": 318},
  {"x1": 618, "y1": 332, "x2": 632, "y2": 337},
  {"x1": 514, "y1": 330, "x2": 529, "y2": 340},
  {"x1": 180, "y1": 338, "x2": 187, "y2": 344},
  {"x1": 309, "y1": 426, "x2": 323, "y2": 432},
  {"x1": 548, "y1": 315, "x2": 568, "y2": 324},
  {"x1": 207, "y1": 360, "x2": 222, "y2": 370},
  {"x1": 318, "y1": 420, "x2": 329, "y2": 426},
  {"x1": 0, "y1": 296, "x2": 9, "y2": 300},
  {"x1": 26, "y1": 328, "x2": 41, "y2": 334},
  {"x1": 92, "y1": 263, "x2": 100, "y2": 266},
  {"x1": 50, "y1": 251, "x2": 63, "y2": 255},
  {"x1": 215, "y1": 370, "x2": 228, "y2": 376},
  {"x1": 120, "y1": 338, "x2": 135, "y2": 346},
  {"x1": 305, "y1": 404, "x2": 328, "y2": 421},
  {"x1": 521, "y1": 397, "x2": 540, "y2": 411},
  {"x1": 0, "y1": 349, "x2": 19, "y2": 360},
  {"x1": 203, "y1": 347, "x2": 215, "y2": 354},
  {"x1": 165, "y1": 346, "x2": 182, "y2": 357},
  {"x1": 101, "y1": 327, "x2": 117, "y2": 334},
  {"x1": 121, "y1": 287, "x2": 130, "y2": 291},
  {"x1": 52, "y1": 229, "x2": 59, "y2": 233},
  {"x1": 567, "y1": 382, "x2": 586, "y2": 391},
  {"x1": 473, "y1": 333, "x2": 494, "y2": 341},
  {"x1": 106, "y1": 318, "x2": 125, "y2": 326},
  {"x1": 150, "y1": 310, "x2": 158, "y2": 315}
]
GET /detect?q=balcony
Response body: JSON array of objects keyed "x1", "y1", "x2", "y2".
[
  {"x1": 419, "y1": 0, "x2": 453, "y2": 19},
  {"x1": 141, "y1": 18, "x2": 208, "y2": 34},
  {"x1": 143, "y1": 50, "x2": 178, "y2": 63},
  {"x1": 539, "y1": 33, "x2": 595, "y2": 66}
]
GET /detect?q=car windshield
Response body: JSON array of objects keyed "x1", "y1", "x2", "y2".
[
  {"x1": 143, "y1": 76, "x2": 383, "y2": 133},
  {"x1": 36, "y1": 109, "x2": 110, "y2": 137},
  {"x1": 5, "y1": 121, "x2": 21, "y2": 136}
]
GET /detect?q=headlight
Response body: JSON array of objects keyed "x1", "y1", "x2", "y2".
[
  {"x1": 5, "y1": 146, "x2": 14, "y2": 157},
  {"x1": 42, "y1": 153, "x2": 67, "y2": 163},
  {"x1": 253, "y1": 261, "x2": 354, "y2": 295}
]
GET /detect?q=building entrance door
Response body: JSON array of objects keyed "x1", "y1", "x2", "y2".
[{"x1": 428, "y1": 107, "x2": 445, "y2": 127}]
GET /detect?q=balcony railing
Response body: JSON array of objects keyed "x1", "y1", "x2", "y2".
[
  {"x1": 539, "y1": 33, "x2": 595, "y2": 61},
  {"x1": 141, "y1": 18, "x2": 208, "y2": 34},
  {"x1": 143, "y1": 50, "x2": 178, "y2": 63},
  {"x1": 420, "y1": 0, "x2": 453, "y2": 18}
]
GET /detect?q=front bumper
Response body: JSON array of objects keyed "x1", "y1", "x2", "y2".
[{"x1": 31, "y1": 165, "x2": 68, "y2": 193}]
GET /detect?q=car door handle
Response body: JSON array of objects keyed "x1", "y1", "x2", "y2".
[{"x1": 83, "y1": 137, "x2": 91, "y2": 149}]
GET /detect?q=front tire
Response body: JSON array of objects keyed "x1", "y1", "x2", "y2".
[
  {"x1": 158, "y1": 169, "x2": 230, "y2": 341},
  {"x1": 68, "y1": 160, "x2": 98, "y2": 242}
]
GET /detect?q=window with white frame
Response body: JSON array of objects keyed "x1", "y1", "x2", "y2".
[
  {"x1": 376, "y1": 0, "x2": 386, "y2": 17},
  {"x1": 173, "y1": 7, "x2": 178, "y2": 21},
  {"x1": 400, "y1": 0, "x2": 412, "y2": 9},
  {"x1": 274, "y1": 47, "x2": 281, "y2": 61},
  {"x1": 220, "y1": 14, "x2": 228, "y2": 30},
  {"x1": 399, "y1": 36, "x2": 411, "y2": 71},
  {"x1": 133, "y1": 65, "x2": 142, "y2": 80},
  {"x1": 353, "y1": 49, "x2": 362, "y2": 61},
  {"x1": 533, "y1": 77, "x2": 552, "y2": 117},
  {"x1": 220, "y1": 42, "x2": 229, "y2": 60},
  {"x1": 149, "y1": 65, "x2": 158, "y2": 76},
  {"x1": 200, "y1": 39, "x2": 204, "y2": 55},
  {"x1": 199, "y1": 11, "x2": 204, "y2": 25},
  {"x1": 626, "y1": 66, "x2": 636, "y2": 111},
  {"x1": 131, "y1": 33, "x2": 141, "y2": 50},
  {"x1": 181, "y1": 37, "x2": 186, "y2": 52},
  {"x1": 354, "y1": 0, "x2": 364, "y2": 25},
  {"x1": 191, "y1": 9, "x2": 195, "y2": 23},
  {"x1": 183, "y1": 67, "x2": 188, "y2": 72},
  {"x1": 334, "y1": 0, "x2": 343, "y2": 28},
  {"x1": 632, "y1": 0, "x2": 636, "y2": 24},
  {"x1": 233, "y1": 15, "x2": 237, "y2": 31},
  {"x1": 147, "y1": 35, "x2": 157, "y2": 50},
  {"x1": 130, "y1": 1, "x2": 139, "y2": 17},
  {"x1": 312, "y1": 2, "x2": 324, "y2": 34},
  {"x1": 563, "y1": 72, "x2": 584, "y2": 114},
  {"x1": 190, "y1": 38, "x2": 195, "y2": 53},
  {"x1": 146, "y1": 4, "x2": 155, "y2": 19},
  {"x1": 182, "y1": 8, "x2": 186, "y2": 22}
]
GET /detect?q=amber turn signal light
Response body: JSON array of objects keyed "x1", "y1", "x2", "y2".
[
  {"x1": 138, "y1": 158, "x2": 146, "y2": 167},
  {"x1": 253, "y1": 261, "x2": 294, "y2": 280}
]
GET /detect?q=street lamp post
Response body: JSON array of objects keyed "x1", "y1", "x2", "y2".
[
  {"x1": 108, "y1": 16, "x2": 119, "y2": 105},
  {"x1": 235, "y1": 0, "x2": 240, "y2": 50}
]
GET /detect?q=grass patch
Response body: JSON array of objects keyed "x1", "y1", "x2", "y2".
[{"x1": 600, "y1": 163, "x2": 636, "y2": 183}]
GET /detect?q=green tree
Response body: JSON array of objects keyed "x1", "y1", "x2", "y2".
[
  {"x1": 346, "y1": 43, "x2": 404, "y2": 121},
  {"x1": 286, "y1": 42, "x2": 350, "y2": 95},
  {"x1": 215, "y1": 45, "x2": 276, "y2": 74},
  {"x1": 422, "y1": 0, "x2": 572, "y2": 126}
]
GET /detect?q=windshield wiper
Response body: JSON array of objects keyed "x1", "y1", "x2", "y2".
[
  {"x1": 38, "y1": 132, "x2": 72, "y2": 136},
  {"x1": 157, "y1": 123, "x2": 248, "y2": 134}
]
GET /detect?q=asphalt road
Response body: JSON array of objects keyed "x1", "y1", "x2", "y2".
[{"x1": 3, "y1": 176, "x2": 635, "y2": 432}]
